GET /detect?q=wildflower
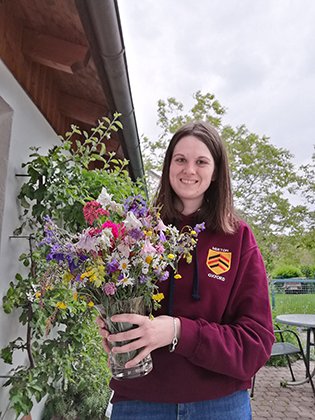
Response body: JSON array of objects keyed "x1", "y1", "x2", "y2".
[
  {"x1": 119, "y1": 258, "x2": 129, "y2": 271},
  {"x1": 159, "y1": 271, "x2": 170, "y2": 281},
  {"x1": 174, "y1": 273, "x2": 182, "y2": 279},
  {"x1": 87, "y1": 301, "x2": 94, "y2": 307},
  {"x1": 56, "y1": 301, "x2": 67, "y2": 310},
  {"x1": 103, "y1": 282, "x2": 117, "y2": 296},
  {"x1": 123, "y1": 195, "x2": 147, "y2": 217},
  {"x1": 152, "y1": 293, "x2": 164, "y2": 302},
  {"x1": 63, "y1": 271, "x2": 74, "y2": 283},
  {"x1": 168, "y1": 254, "x2": 175, "y2": 260},
  {"x1": 194, "y1": 222, "x2": 206, "y2": 234},
  {"x1": 124, "y1": 211, "x2": 143, "y2": 229},
  {"x1": 117, "y1": 276, "x2": 134, "y2": 288},
  {"x1": 185, "y1": 253, "x2": 193, "y2": 264},
  {"x1": 106, "y1": 259, "x2": 119, "y2": 274},
  {"x1": 83, "y1": 201, "x2": 109, "y2": 225},
  {"x1": 145, "y1": 255, "x2": 153, "y2": 264}
]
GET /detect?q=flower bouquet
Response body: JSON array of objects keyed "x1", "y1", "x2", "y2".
[{"x1": 41, "y1": 187, "x2": 204, "y2": 379}]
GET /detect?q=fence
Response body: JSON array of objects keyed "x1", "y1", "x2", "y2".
[{"x1": 270, "y1": 278, "x2": 315, "y2": 309}]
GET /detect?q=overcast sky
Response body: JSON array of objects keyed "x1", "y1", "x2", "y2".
[{"x1": 118, "y1": 0, "x2": 315, "y2": 166}]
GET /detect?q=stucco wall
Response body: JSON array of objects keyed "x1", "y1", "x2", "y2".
[{"x1": 0, "y1": 60, "x2": 59, "y2": 419}]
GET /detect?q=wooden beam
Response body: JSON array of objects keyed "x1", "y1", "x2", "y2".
[
  {"x1": 22, "y1": 29, "x2": 90, "y2": 74},
  {"x1": 59, "y1": 92, "x2": 107, "y2": 126}
]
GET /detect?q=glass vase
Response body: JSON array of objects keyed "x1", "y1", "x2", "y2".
[{"x1": 97, "y1": 296, "x2": 153, "y2": 380}]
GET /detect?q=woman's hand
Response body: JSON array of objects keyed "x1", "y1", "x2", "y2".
[
  {"x1": 95, "y1": 316, "x2": 111, "y2": 354},
  {"x1": 103, "y1": 314, "x2": 181, "y2": 368}
]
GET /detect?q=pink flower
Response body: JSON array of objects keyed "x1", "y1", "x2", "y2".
[
  {"x1": 83, "y1": 201, "x2": 109, "y2": 225},
  {"x1": 142, "y1": 239, "x2": 157, "y2": 255},
  {"x1": 103, "y1": 282, "x2": 117, "y2": 296},
  {"x1": 101, "y1": 221, "x2": 125, "y2": 239}
]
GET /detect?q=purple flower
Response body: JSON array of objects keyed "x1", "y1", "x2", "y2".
[
  {"x1": 159, "y1": 231, "x2": 166, "y2": 243},
  {"x1": 194, "y1": 222, "x2": 206, "y2": 234},
  {"x1": 129, "y1": 228, "x2": 144, "y2": 240},
  {"x1": 139, "y1": 274, "x2": 148, "y2": 284},
  {"x1": 159, "y1": 271, "x2": 170, "y2": 282},
  {"x1": 123, "y1": 195, "x2": 148, "y2": 218},
  {"x1": 106, "y1": 259, "x2": 119, "y2": 274}
]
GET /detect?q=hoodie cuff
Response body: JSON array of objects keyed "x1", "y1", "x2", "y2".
[{"x1": 175, "y1": 316, "x2": 200, "y2": 358}]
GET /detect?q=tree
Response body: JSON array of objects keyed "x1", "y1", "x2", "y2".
[{"x1": 141, "y1": 91, "x2": 314, "y2": 271}]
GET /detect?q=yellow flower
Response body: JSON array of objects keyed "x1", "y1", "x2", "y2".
[
  {"x1": 174, "y1": 273, "x2": 182, "y2": 279},
  {"x1": 87, "y1": 301, "x2": 94, "y2": 307},
  {"x1": 191, "y1": 230, "x2": 197, "y2": 236},
  {"x1": 185, "y1": 253, "x2": 192, "y2": 264},
  {"x1": 168, "y1": 254, "x2": 175, "y2": 260},
  {"x1": 73, "y1": 292, "x2": 78, "y2": 301},
  {"x1": 145, "y1": 255, "x2": 153, "y2": 264},
  {"x1": 35, "y1": 291, "x2": 41, "y2": 299},
  {"x1": 56, "y1": 301, "x2": 67, "y2": 310},
  {"x1": 80, "y1": 269, "x2": 94, "y2": 280},
  {"x1": 146, "y1": 230, "x2": 153, "y2": 237},
  {"x1": 152, "y1": 292, "x2": 164, "y2": 302},
  {"x1": 63, "y1": 271, "x2": 74, "y2": 283}
]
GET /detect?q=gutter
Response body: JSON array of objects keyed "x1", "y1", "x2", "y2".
[{"x1": 75, "y1": 0, "x2": 145, "y2": 181}]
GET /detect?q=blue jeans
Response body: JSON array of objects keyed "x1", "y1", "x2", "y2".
[{"x1": 110, "y1": 390, "x2": 252, "y2": 419}]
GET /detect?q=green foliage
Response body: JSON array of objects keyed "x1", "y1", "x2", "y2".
[
  {"x1": 1, "y1": 115, "x2": 145, "y2": 417},
  {"x1": 301, "y1": 264, "x2": 315, "y2": 278},
  {"x1": 271, "y1": 265, "x2": 303, "y2": 279}
]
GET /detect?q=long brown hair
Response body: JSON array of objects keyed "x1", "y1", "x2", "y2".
[{"x1": 155, "y1": 121, "x2": 239, "y2": 234}]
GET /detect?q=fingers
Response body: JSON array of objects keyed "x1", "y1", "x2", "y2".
[
  {"x1": 110, "y1": 313, "x2": 148, "y2": 325},
  {"x1": 95, "y1": 315, "x2": 111, "y2": 353}
]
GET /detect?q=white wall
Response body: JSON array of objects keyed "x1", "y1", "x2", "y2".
[{"x1": 0, "y1": 60, "x2": 59, "y2": 419}]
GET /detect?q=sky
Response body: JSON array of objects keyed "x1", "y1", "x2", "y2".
[{"x1": 117, "y1": 0, "x2": 315, "y2": 167}]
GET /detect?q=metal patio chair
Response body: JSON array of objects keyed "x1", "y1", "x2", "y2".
[{"x1": 250, "y1": 325, "x2": 315, "y2": 398}]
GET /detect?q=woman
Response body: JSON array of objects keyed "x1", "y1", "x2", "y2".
[{"x1": 97, "y1": 121, "x2": 274, "y2": 419}]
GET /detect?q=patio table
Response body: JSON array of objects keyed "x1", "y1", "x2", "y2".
[{"x1": 276, "y1": 313, "x2": 315, "y2": 385}]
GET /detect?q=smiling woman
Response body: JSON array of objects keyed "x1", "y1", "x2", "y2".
[{"x1": 96, "y1": 121, "x2": 275, "y2": 420}]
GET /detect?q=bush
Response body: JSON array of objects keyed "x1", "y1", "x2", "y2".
[
  {"x1": 300, "y1": 264, "x2": 315, "y2": 279},
  {"x1": 271, "y1": 265, "x2": 303, "y2": 279}
]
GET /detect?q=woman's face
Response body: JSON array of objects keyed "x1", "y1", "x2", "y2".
[{"x1": 169, "y1": 135, "x2": 215, "y2": 215}]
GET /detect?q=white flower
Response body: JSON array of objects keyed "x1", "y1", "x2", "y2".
[
  {"x1": 98, "y1": 228, "x2": 113, "y2": 249},
  {"x1": 117, "y1": 242, "x2": 131, "y2": 258},
  {"x1": 155, "y1": 219, "x2": 167, "y2": 231},
  {"x1": 119, "y1": 258, "x2": 129, "y2": 272},
  {"x1": 124, "y1": 211, "x2": 143, "y2": 229},
  {"x1": 76, "y1": 231, "x2": 99, "y2": 252},
  {"x1": 142, "y1": 264, "x2": 149, "y2": 275},
  {"x1": 97, "y1": 187, "x2": 113, "y2": 208},
  {"x1": 117, "y1": 276, "x2": 134, "y2": 288}
]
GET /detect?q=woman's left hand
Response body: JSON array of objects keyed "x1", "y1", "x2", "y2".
[{"x1": 108, "y1": 314, "x2": 180, "y2": 368}]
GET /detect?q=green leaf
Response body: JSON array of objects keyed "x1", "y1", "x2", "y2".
[{"x1": 1, "y1": 346, "x2": 13, "y2": 364}]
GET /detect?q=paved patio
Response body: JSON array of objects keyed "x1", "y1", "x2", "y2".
[{"x1": 251, "y1": 360, "x2": 314, "y2": 419}]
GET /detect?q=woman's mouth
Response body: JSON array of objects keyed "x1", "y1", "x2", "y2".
[{"x1": 180, "y1": 179, "x2": 197, "y2": 184}]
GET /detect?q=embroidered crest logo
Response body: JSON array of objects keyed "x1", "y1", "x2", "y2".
[{"x1": 207, "y1": 249, "x2": 232, "y2": 275}]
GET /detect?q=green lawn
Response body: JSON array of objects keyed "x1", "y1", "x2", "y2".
[
  {"x1": 269, "y1": 293, "x2": 315, "y2": 365},
  {"x1": 271, "y1": 293, "x2": 315, "y2": 318}
]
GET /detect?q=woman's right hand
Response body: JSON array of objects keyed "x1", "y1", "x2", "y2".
[{"x1": 95, "y1": 316, "x2": 111, "y2": 354}]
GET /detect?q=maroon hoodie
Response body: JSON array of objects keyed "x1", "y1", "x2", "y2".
[{"x1": 110, "y1": 219, "x2": 274, "y2": 403}]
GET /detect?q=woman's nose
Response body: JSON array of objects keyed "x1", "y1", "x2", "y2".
[{"x1": 183, "y1": 162, "x2": 196, "y2": 174}]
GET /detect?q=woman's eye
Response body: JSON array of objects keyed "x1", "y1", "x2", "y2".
[
  {"x1": 197, "y1": 159, "x2": 207, "y2": 165},
  {"x1": 175, "y1": 157, "x2": 185, "y2": 163}
]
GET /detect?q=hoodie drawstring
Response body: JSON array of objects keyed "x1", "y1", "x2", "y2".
[{"x1": 167, "y1": 244, "x2": 200, "y2": 316}]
